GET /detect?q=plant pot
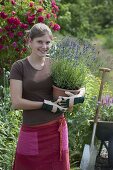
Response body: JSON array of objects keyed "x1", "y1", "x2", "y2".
[
  {"x1": 53, "y1": 85, "x2": 80, "y2": 112},
  {"x1": 52, "y1": 85, "x2": 80, "y2": 100}
]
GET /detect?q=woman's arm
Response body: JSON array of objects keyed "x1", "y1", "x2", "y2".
[{"x1": 10, "y1": 79, "x2": 43, "y2": 110}]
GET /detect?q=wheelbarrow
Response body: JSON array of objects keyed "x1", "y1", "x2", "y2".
[{"x1": 90, "y1": 120, "x2": 113, "y2": 168}]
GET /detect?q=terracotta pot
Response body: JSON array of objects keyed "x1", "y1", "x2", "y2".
[
  {"x1": 53, "y1": 85, "x2": 80, "y2": 112},
  {"x1": 53, "y1": 85, "x2": 79, "y2": 100}
]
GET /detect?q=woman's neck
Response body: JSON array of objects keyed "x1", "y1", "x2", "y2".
[{"x1": 28, "y1": 53, "x2": 45, "y2": 65}]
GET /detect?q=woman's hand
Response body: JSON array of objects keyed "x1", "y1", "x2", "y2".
[
  {"x1": 55, "y1": 87, "x2": 85, "y2": 109},
  {"x1": 42, "y1": 100, "x2": 68, "y2": 114}
]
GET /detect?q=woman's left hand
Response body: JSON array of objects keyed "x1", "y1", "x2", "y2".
[{"x1": 55, "y1": 87, "x2": 85, "y2": 108}]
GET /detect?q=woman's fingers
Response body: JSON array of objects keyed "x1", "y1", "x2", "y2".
[{"x1": 65, "y1": 91, "x2": 74, "y2": 96}]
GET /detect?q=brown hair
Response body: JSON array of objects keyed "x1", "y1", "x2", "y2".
[{"x1": 25, "y1": 23, "x2": 53, "y2": 45}]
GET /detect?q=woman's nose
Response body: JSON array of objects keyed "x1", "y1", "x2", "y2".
[{"x1": 42, "y1": 43, "x2": 47, "y2": 49}]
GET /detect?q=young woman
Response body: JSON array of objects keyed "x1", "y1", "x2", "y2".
[{"x1": 9, "y1": 23, "x2": 85, "y2": 170}]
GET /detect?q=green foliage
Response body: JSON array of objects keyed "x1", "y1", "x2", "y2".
[
  {"x1": 0, "y1": 68, "x2": 22, "y2": 169},
  {"x1": 58, "y1": 0, "x2": 113, "y2": 39},
  {"x1": 0, "y1": 110, "x2": 22, "y2": 170},
  {"x1": 103, "y1": 29, "x2": 113, "y2": 49},
  {"x1": 100, "y1": 105, "x2": 113, "y2": 121},
  {"x1": 66, "y1": 72, "x2": 113, "y2": 167}
]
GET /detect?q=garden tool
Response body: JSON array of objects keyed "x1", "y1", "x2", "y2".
[{"x1": 80, "y1": 67, "x2": 111, "y2": 170}]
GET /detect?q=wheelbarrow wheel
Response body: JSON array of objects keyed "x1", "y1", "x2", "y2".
[{"x1": 108, "y1": 138, "x2": 113, "y2": 168}]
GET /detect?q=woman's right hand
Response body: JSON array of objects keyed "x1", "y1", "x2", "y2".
[{"x1": 42, "y1": 100, "x2": 68, "y2": 114}]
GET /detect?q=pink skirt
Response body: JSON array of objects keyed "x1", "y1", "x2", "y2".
[{"x1": 12, "y1": 115, "x2": 70, "y2": 170}]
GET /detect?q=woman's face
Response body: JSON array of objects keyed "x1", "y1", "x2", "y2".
[{"x1": 29, "y1": 33, "x2": 52, "y2": 57}]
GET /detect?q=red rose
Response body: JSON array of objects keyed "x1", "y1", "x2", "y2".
[
  {"x1": 29, "y1": 1, "x2": 34, "y2": 7},
  {"x1": 51, "y1": 0, "x2": 56, "y2": 7},
  {"x1": 15, "y1": 48, "x2": 20, "y2": 52},
  {"x1": 46, "y1": 13, "x2": 51, "y2": 19},
  {"x1": 0, "y1": 44, "x2": 4, "y2": 50},
  {"x1": 37, "y1": 16, "x2": 45, "y2": 23},
  {"x1": 0, "y1": 12, "x2": 8, "y2": 19},
  {"x1": 20, "y1": 23, "x2": 28, "y2": 29},
  {"x1": 11, "y1": 0, "x2": 16, "y2": 5},
  {"x1": 22, "y1": 48, "x2": 27, "y2": 52},
  {"x1": 17, "y1": 31, "x2": 23, "y2": 37},
  {"x1": 53, "y1": 5, "x2": 59, "y2": 12},
  {"x1": 27, "y1": 15, "x2": 35, "y2": 23},
  {"x1": 39, "y1": 0, "x2": 44, "y2": 4},
  {"x1": 4, "y1": 25, "x2": 11, "y2": 31},
  {"x1": 53, "y1": 24, "x2": 60, "y2": 31},
  {"x1": 37, "y1": 7, "x2": 44, "y2": 13},
  {"x1": 49, "y1": 21, "x2": 54, "y2": 28},
  {"x1": 0, "y1": 28, "x2": 3, "y2": 33},
  {"x1": 8, "y1": 32, "x2": 14, "y2": 38},
  {"x1": 12, "y1": 11, "x2": 16, "y2": 15},
  {"x1": 7, "y1": 17, "x2": 20, "y2": 25}
]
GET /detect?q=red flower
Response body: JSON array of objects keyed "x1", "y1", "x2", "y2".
[
  {"x1": 12, "y1": 11, "x2": 16, "y2": 15},
  {"x1": 11, "y1": 0, "x2": 16, "y2": 5},
  {"x1": 39, "y1": 0, "x2": 44, "y2": 4},
  {"x1": 11, "y1": 25, "x2": 18, "y2": 29},
  {"x1": 15, "y1": 48, "x2": 20, "y2": 52},
  {"x1": 27, "y1": 15, "x2": 35, "y2": 23},
  {"x1": 7, "y1": 17, "x2": 20, "y2": 25},
  {"x1": 49, "y1": 21, "x2": 54, "y2": 28},
  {"x1": 37, "y1": 16, "x2": 45, "y2": 23},
  {"x1": 12, "y1": 42, "x2": 17, "y2": 48},
  {"x1": 0, "y1": 28, "x2": 3, "y2": 33},
  {"x1": 2, "y1": 35, "x2": 7, "y2": 41},
  {"x1": 46, "y1": 13, "x2": 51, "y2": 19},
  {"x1": 52, "y1": 8, "x2": 56, "y2": 14},
  {"x1": 0, "y1": 12, "x2": 8, "y2": 19},
  {"x1": 51, "y1": 0, "x2": 56, "y2": 7},
  {"x1": 22, "y1": 48, "x2": 27, "y2": 52},
  {"x1": 29, "y1": 1, "x2": 34, "y2": 7},
  {"x1": 37, "y1": 7, "x2": 44, "y2": 13},
  {"x1": 20, "y1": 23, "x2": 28, "y2": 29},
  {"x1": 0, "y1": 44, "x2": 4, "y2": 50},
  {"x1": 53, "y1": 23, "x2": 60, "y2": 31},
  {"x1": 4, "y1": 25, "x2": 11, "y2": 31},
  {"x1": 8, "y1": 32, "x2": 14, "y2": 38},
  {"x1": 14, "y1": 17, "x2": 21, "y2": 25},
  {"x1": 53, "y1": 5, "x2": 59, "y2": 12},
  {"x1": 53, "y1": 13, "x2": 57, "y2": 19},
  {"x1": 17, "y1": 31, "x2": 23, "y2": 37}
]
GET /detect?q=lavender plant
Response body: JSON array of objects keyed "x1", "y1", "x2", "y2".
[{"x1": 49, "y1": 36, "x2": 101, "y2": 89}]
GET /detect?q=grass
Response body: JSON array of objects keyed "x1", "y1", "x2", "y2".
[{"x1": 92, "y1": 34, "x2": 113, "y2": 94}]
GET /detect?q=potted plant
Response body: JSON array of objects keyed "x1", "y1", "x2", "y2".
[{"x1": 49, "y1": 36, "x2": 99, "y2": 100}]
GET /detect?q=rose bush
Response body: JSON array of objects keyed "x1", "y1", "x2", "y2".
[{"x1": 0, "y1": 0, "x2": 60, "y2": 74}]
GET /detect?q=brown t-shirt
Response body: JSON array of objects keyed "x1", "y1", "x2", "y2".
[{"x1": 9, "y1": 57, "x2": 63, "y2": 125}]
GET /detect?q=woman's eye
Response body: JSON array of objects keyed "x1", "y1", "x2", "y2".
[
  {"x1": 37, "y1": 41, "x2": 42, "y2": 44},
  {"x1": 46, "y1": 41, "x2": 50, "y2": 45}
]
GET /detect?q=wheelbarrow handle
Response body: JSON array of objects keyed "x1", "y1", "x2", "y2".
[
  {"x1": 94, "y1": 67, "x2": 111, "y2": 123},
  {"x1": 99, "y1": 67, "x2": 111, "y2": 72},
  {"x1": 91, "y1": 68, "x2": 111, "y2": 146}
]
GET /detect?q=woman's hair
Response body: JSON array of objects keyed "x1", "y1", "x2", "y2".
[{"x1": 25, "y1": 23, "x2": 53, "y2": 44}]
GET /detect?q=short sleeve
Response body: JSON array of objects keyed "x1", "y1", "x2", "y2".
[{"x1": 9, "y1": 61, "x2": 23, "y2": 80}]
